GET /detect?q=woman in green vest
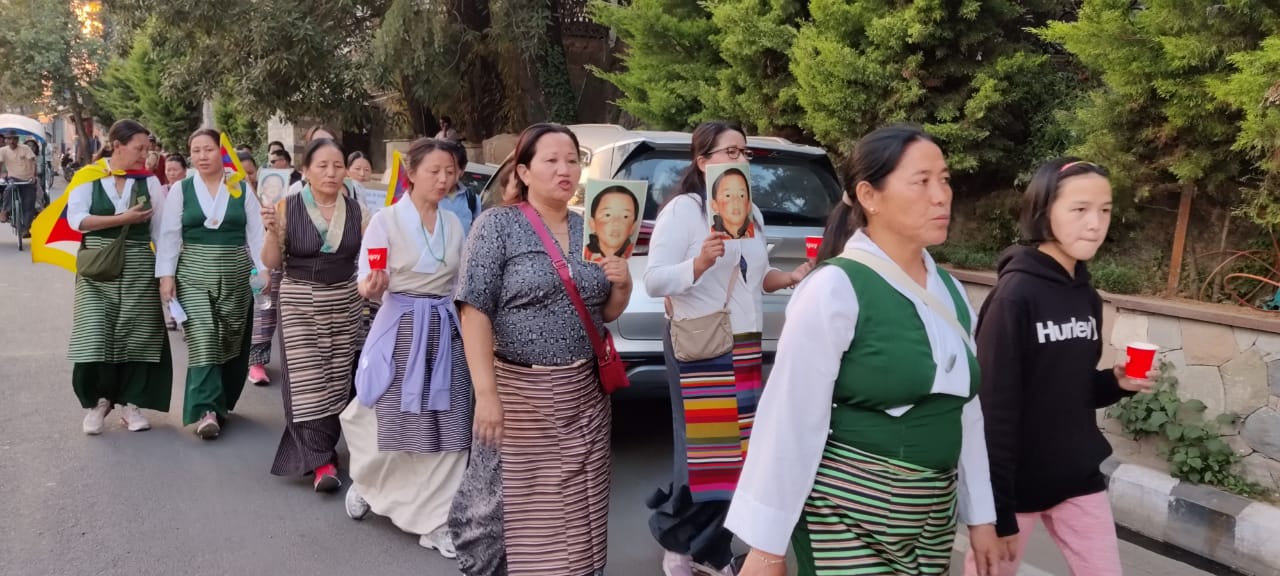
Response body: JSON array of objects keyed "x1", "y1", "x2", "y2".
[
  {"x1": 156, "y1": 128, "x2": 266, "y2": 440},
  {"x1": 726, "y1": 125, "x2": 1005, "y2": 576},
  {"x1": 68, "y1": 119, "x2": 172, "y2": 435}
]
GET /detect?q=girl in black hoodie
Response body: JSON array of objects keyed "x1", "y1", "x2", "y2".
[{"x1": 963, "y1": 159, "x2": 1156, "y2": 576}]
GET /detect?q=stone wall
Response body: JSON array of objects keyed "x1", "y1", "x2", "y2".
[{"x1": 951, "y1": 270, "x2": 1280, "y2": 494}]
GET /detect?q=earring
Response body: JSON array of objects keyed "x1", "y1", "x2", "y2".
[{"x1": 869, "y1": 208, "x2": 879, "y2": 215}]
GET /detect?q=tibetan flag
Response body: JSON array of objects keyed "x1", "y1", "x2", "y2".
[
  {"x1": 30, "y1": 159, "x2": 153, "y2": 273},
  {"x1": 385, "y1": 149, "x2": 410, "y2": 206},
  {"x1": 220, "y1": 132, "x2": 246, "y2": 192}
]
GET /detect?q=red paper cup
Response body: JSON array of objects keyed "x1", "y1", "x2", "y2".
[
  {"x1": 1125, "y1": 342, "x2": 1158, "y2": 379},
  {"x1": 368, "y1": 247, "x2": 388, "y2": 271},
  {"x1": 805, "y1": 236, "x2": 822, "y2": 260}
]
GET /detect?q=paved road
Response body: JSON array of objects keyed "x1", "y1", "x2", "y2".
[{"x1": 0, "y1": 192, "x2": 1221, "y2": 576}]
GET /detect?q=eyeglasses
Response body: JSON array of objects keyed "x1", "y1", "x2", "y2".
[{"x1": 706, "y1": 146, "x2": 754, "y2": 161}]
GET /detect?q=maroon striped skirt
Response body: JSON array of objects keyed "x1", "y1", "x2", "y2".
[{"x1": 497, "y1": 357, "x2": 611, "y2": 575}]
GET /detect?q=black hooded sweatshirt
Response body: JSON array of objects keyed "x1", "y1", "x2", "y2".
[{"x1": 976, "y1": 246, "x2": 1135, "y2": 537}]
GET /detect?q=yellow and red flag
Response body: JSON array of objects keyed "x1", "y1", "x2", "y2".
[
  {"x1": 385, "y1": 149, "x2": 410, "y2": 206},
  {"x1": 30, "y1": 159, "x2": 153, "y2": 273},
  {"x1": 220, "y1": 132, "x2": 246, "y2": 195}
]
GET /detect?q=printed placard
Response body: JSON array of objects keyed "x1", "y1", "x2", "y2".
[
  {"x1": 581, "y1": 179, "x2": 649, "y2": 263},
  {"x1": 256, "y1": 168, "x2": 291, "y2": 207},
  {"x1": 705, "y1": 162, "x2": 754, "y2": 239}
]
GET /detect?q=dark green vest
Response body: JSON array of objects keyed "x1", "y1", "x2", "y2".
[
  {"x1": 827, "y1": 258, "x2": 979, "y2": 471},
  {"x1": 84, "y1": 178, "x2": 151, "y2": 242},
  {"x1": 180, "y1": 177, "x2": 248, "y2": 245}
]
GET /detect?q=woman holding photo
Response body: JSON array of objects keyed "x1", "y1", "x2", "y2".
[
  {"x1": 644, "y1": 121, "x2": 811, "y2": 576},
  {"x1": 454, "y1": 123, "x2": 631, "y2": 575},
  {"x1": 963, "y1": 159, "x2": 1154, "y2": 576},
  {"x1": 261, "y1": 137, "x2": 365, "y2": 492}
]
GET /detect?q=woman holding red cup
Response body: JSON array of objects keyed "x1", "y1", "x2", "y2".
[
  {"x1": 340, "y1": 137, "x2": 472, "y2": 559},
  {"x1": 964, "y1": 159, "x2": 1155, "y2": 576}
]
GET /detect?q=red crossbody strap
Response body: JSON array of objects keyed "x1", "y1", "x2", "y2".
[{"x1": 516, "y1": 202, "x2": 607, "y2": 361}]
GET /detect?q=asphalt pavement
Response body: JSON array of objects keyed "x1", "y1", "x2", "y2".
[{"x1": 0, "y1": 187, "x2": 1220, "y2": 576}]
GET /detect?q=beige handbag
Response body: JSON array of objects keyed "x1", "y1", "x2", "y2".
[{"x1": 666, "y1": 270, "x2": 738, "y2": 362}]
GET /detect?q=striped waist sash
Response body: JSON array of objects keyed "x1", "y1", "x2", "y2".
[{"x1": 678, "y1": 332, "x2": 763, "y2": 503}]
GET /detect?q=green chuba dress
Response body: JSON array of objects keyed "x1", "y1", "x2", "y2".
[{"x1": 70, "y1": 177, "x2": 172, "y2": 411}]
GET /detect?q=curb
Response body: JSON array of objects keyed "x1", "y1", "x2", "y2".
[{"x1": 1104, "y1": 458, "x2": 1280, "y2": 575}]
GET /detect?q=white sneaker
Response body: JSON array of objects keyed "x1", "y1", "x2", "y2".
[
  {"x1": 119, "y1": 404, "x2": 151, "y2": 432},
  {"x1": 195, "y1": 411, "x2": 220, "y2": 439},
  {"x1": 419, "y1": 526, "x2": 457, "y2": 559},
  {"x1": 663, "y1": 551, "x2": 695, "y2": 576},
  {"x1": 344, "y1": 485, "x2": 370, "y2": 520},
  {"x1": 82, "y1": 399, "x2": 112, "y2": 435}
]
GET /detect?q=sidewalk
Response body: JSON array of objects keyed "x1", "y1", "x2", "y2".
[{"x1": 952, "y1": 526, "x2": 1217, "y2": 576}]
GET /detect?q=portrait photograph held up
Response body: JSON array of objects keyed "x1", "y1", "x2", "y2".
[
  {"x1": 582, "y1": 179, "x2": 648, "y2": 263},
  {"x1": 256, "y1": 168, "x2": 291, "y2": 207},
  {"x1": 706, "y1": 162, "x2": 755, "y2": 239}
]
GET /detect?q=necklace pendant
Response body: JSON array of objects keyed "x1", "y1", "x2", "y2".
[{"x1": 210, "y1": 219, "x2": 219, "y2": 227}]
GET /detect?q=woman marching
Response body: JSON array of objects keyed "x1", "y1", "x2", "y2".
[
  {"x1": 644, "y1": 121, "x2": 812, "y2": 576},
  {"x1": 261, "y1": 137, "x2": 364, "y2": 492},
  {"x1": 248, "y1": 128, "x2": 338, "y2": 387},
  {"x1": 962, "y1": 159, "x2": 1154, "y2": 576},
  {"x1": 157, "y1": 128, "x2": 266, "y2": 439},
  {"x1": 340, "y1": 138, "x2": 472, "y2": 558},
  {"x1": 725, "y1": 125, "x2": 1003, "y2": 575},
  {"x1": 454, "y1": 123, "x2": 631, "y2": 575},
  {"x1": 69, "y1": 119, "x2": 171, "y2": 435}
]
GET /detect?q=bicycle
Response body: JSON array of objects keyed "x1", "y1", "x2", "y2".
[{"x1": 2, "y1": 177, "x2": 33, "y2": 251}]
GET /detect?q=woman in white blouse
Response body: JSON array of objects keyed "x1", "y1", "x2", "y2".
[
  {"x1": 340, "y1": 138, "x2": 472, "y2": 557},
  {"x1": 644, "y1": 121, "x2": 812, "y2": 576},
  {"x1": 156, "y1": 128, "x2": 265, "y2": 440},
  {"x1": 725, "y1": 125, "x2": 1003, "y2": 575},
  {"x1": 67, "y1": 119, "x2": 171, "y2": 435}
]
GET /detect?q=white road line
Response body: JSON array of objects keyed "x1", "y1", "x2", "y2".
[{"x1": 953, "y1": 532, "x2": 1057, "y2": 576}]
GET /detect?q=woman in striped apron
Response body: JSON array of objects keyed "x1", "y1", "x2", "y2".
[
  {"x1": 726, "y1": 125, "x2": 1003, "y2": 575},
  {"x1": 260, "y1": 138, "x2": 363, "y2": 493},
  {"x1": 157, "y1": 128, "x2": 266, "y2": 440},
  {"x1": 454, "y1": 123, "x2": 632, "y2": 575},
  {"x1": 341, "y1": 138, "x2": 472, "y2": 558},
  {"x1": 68, "y1": 119, "x2": 171, "y2": 435},
  {"x1": 644, "y1": 122, "x2": 812, "y2": 576}
]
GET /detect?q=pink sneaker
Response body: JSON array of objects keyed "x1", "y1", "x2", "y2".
[{"x1": 248, "y1": 364, "x2": 269, "y2": 386}]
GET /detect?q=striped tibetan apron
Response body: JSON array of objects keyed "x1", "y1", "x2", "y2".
[
  {"x1": 69, "y1": 177, "x2": 171, "y2": 411},
  {"x1": 679, "y1": 333, "x2": 763, "y2": 502},
  {"x1": 174, "y1": 178, "x2": 253, "y2": 425},
  {"x1": 496, "y1": 357, "x2": 611, "y2": 576},
  {"x1": 792, "y1": 441, "x2": 958, "y2": 576}
]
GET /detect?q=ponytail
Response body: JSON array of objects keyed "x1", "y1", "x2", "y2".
[{"x1": 817, "y1": 196, "x2": 866, "y2": 262}]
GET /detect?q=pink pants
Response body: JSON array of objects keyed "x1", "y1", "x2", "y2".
[{"x1": 964, "y1": 491, "x2": 1122, "y2": 576}]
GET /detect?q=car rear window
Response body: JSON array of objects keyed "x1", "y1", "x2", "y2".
[
  {"x1": 614, "y1": 150, "x2": 841, "y2": 227},
  {"x1": 461, "y1": 170, "x2": 494, "y2": 199}
]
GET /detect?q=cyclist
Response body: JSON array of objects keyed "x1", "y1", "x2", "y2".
[{"x1": 0, "y1": 131, "x2": 38, "y2": 237}]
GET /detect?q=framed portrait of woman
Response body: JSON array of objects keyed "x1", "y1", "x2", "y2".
[{"x1": 581, "y1": 179, "x2": 648, "y2": 263}]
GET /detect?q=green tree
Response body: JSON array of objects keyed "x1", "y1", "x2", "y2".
[
  {"x1": 116, "y1": 0, "x2": 380, "y2": 129},
  {"x1": 92, "y1": 27, "x2": 201, "y2": 151},
  {"x1": 1039, "y1": 1, "x2": 1278, "y2": 207},
  {"x1": 790, "y1": 0, "x2": 1078, "y2": 176},
  {"x1": 0, "y1": 0, "x2": 113, "y2": 159},
  {"x1": 589, "y1": 0, "x2": 722, "y2": 129},
  {"x1": 214, "y1": 95, "x2": 264, "y2": 153},
  {"x1": 1211, "y1": 35, "x2": 1280, "y2": 228}
]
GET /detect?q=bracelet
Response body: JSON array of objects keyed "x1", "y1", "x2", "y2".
[{"x1": 750, "y1": 551, "x2": 786, "y2": 566}]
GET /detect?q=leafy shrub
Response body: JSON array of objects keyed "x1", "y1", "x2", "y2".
[
  {"x1": 1107, "y1": 362, "x2": 1268, "y2": 498},
  {"x1": 1090, "y1": 260, "x2": 1144, "y2": 295}
]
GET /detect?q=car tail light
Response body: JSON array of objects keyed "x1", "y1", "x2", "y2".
[{"x1": 632, "y1": 221, "x2": 654, "y2": 256}]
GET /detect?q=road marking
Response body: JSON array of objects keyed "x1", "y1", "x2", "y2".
[{"x1": 953, "y1": 532, "x2": 1057, "y2": 576}]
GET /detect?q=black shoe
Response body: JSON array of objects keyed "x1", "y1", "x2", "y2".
[{"x1": 21, "y1": 232, "x2": 30, "y2": 239}]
